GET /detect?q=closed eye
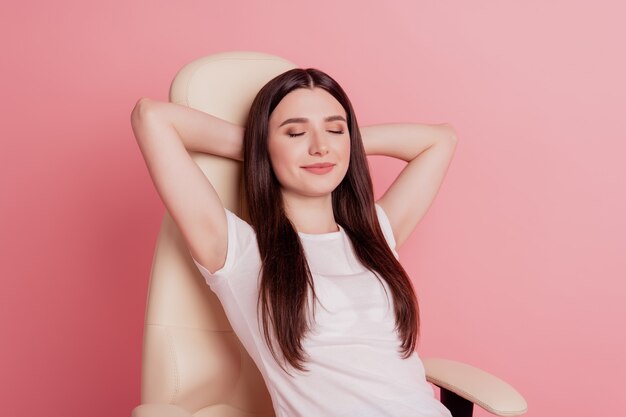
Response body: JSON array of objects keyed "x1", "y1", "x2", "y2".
[{"x1": 288, "y1": 132, "x2": 305, "y2": 137}]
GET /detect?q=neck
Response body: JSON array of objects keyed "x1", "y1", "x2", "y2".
[{"x1": 281, "y1": 192, "x2": 338, "y2": 234}]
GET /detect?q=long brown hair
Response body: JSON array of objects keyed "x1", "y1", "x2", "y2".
[{"x1": 243, "y1": 68, "x2": 420, "y2": 374}]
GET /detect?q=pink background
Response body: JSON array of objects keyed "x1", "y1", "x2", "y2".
[{"x1": 2, "y1": 1, "x2": 624, "y2": 416}]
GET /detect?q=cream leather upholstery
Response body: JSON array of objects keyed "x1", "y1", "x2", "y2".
[
  {"x1": 132, "y1": 51, "x2": 528, "y2": 417},
  {"x1": 423, "y1": 359, "x2": 527, "y2": 416}
]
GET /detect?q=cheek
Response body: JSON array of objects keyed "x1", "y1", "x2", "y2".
[
  {"x1": 268, "y1": 147, "x2": 295, "y2": 179},
  {"x1": 269, "y1": 147, "x2": 284, "y2": 167},
  {"x1": 267, "y1": 140, "x2": 281, "y2": 165},
  {"x1": 340, "y1": 140, "x2": 351, "y2": 160}
]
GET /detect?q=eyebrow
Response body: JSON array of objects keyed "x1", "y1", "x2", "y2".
[{"x1": 278, "y1": 115, "x2": 347, "y2": 127}]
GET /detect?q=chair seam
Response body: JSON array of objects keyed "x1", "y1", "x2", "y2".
[
  {"x1": 146, "y1": 323, "x2": 234, "y2": 332},
  {"x1": 165, "y1": 329, "x2": 181, "y2": 404}
]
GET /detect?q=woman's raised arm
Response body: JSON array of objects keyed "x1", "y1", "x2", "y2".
[
  {"x1": 130, "y1": 98, "x2": 244, "y2": 273},
  {"x1": 361, "y1": 123, "x2": 458, "y2": 250}
]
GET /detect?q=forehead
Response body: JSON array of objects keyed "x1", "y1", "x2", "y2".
[{"x1": 269, "y1": 87, "x2": 346, "y2": 126}]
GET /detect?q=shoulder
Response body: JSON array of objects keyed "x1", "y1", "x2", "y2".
[
  {"x1": 191, "y1": 207, "x2": 258, "y2": 286},
  {"x1": 374, "y1": 203, "x2": 399, "y2": 259},
  {"x1": 222, "y1": 207, "x2": 258, "y2": 256},
  {"x1": 225, "y1": 207, "x2": 255, "y2": 235}
]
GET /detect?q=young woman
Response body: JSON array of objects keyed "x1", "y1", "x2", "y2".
[{"x1": 131, "y1": 68, "x2": 457, "y2": 417}]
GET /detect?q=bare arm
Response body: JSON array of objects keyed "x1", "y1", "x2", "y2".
[
  {"x1": 130, "y1": 98, "x2": 244, "y2": 273},
  {"x1": 361, "y1": 123, "x2": 458, "y2": 249},
  {"x1": 141, "y1": 99, "x2": 245, "y2": 161}
]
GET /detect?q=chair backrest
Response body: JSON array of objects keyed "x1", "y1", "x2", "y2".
[{"x1": 140, "y1": 51, "x2": 297, "y2": 417}]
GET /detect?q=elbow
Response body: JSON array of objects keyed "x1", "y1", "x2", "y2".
[
  {"x1": 130, "y1": 97, "x2": 155, "y2": 127},
  {"x1": 130, "y1": 98, "x2": 158, "y2": 144},
  {"x1": 433, "y1": 124, "x2": 458, "y2": 158},
  {"x1": 441, "y1": 123, "x2": 458, "y2": 142},
  {"x1": 130, "y1": 97, "x2": 154, "y2": 133}
]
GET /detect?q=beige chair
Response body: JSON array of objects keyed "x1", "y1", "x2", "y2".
[{"x1": 131, "y1": 51, "x2": 528, "y2": 417}]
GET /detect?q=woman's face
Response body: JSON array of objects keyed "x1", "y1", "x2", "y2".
[{"x1": 267, "y1": 87, "x2": 351, "y2": 199}]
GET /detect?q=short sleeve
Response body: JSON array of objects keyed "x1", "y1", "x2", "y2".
[
  {"x1": 375, "y1": 203, "x2": 399, "y2": 260},
  {"x1": 190, "y1": 207, "x2": 241, "y2": 286}
]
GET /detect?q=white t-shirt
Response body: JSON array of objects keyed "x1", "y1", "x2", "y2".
[{"x1": 191, "y1": 203, "x2": 452, "y2": 417}]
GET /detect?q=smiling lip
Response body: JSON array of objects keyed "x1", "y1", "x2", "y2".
[{"x1": 302, "y1": 163, "x2": 335, "y2": 175}]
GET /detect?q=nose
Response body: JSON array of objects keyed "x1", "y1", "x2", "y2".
[{"x1": 309, "y1": 129, "x2": 329, "y2": 156}]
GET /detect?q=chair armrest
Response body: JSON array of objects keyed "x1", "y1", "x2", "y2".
[
  {"x1": 132, "y1": 404, "x2": 194, "y2": 417},
  {"x1": 422, "y1": 358, "x2": 528, "y2": 416}
]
